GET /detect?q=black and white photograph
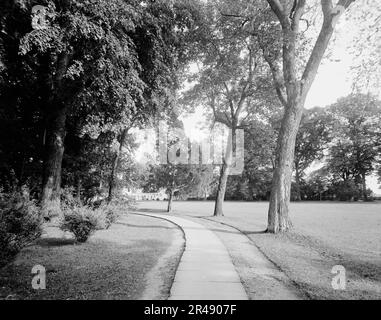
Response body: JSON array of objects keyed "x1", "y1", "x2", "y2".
[{"x1": 0, "y1": 0, "x2": 380, "y2": 308}]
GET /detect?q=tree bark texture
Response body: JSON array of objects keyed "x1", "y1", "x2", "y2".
[
  {"x1": 267, "y1": 100, "x2": 304, "y2": 232},
  {"x1": 40, "y1": 102, "x2": 67, "y2": 215},
  {"x1": 213, "y1": 128, "x2": 234, "y2": 216},
  {"x1": 361, "y1": 173, "x2": 368, "y2": 201},
  {"x1": 40, "y1": 52, "x2": 70, "y2": 216},
  {"x1": 108, "y1": 128, "x2": 128, "y2": 202},
  {"x1": 167, "y1": 190, "x2": 174, "y2": 212},
  {"x1": 213, "y1": 161, "x2": 229, "y2": 216},
  {"x1": 295, "y1": 165, "x2": 302, "y2": 201}
]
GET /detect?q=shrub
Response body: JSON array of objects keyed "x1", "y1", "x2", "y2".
[
  {"x1": 61, "y1": 187, "x2": 83, "y2": 209},
  {"x1": 41, "y1": 200, "x2": 62, "y2": 221},
  {"x1": 97, "y1": 207, "x2": 115, "y2": 229},
  {"x1": 0, "y1": 189, "x2": 42, "y2": 267},
  {"x1": 93, "y1": 202, "x2": 123, "y2": 230},
  {"x1": 60, "y1": 206, "x2": 98, "y2": 243}
]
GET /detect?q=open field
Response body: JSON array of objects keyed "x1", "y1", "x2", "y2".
[
  {"x1": 0, "y1": 214, "x2": 183, "y2": 300},
  {"x1": 137, "y1": 201, "x2": 381, "y2": 299}
]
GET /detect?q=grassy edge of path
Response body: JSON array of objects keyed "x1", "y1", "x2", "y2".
[{"x1": 0, "y1": 214, "x2": 184, "y2": 300}]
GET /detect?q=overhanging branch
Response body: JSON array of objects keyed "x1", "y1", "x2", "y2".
[{"x1": 266, "y1": 0, "x2": 290, "y2": 29}]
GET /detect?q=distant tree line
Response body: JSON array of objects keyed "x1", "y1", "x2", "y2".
[{"x1": 205, "y1": 94, "x2": 381, "y2": 202}]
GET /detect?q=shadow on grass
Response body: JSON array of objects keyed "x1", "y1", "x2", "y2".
[
  {"x1": 329, "y1": 254, "x2": 381, "y2": 283},
  {"x1": 133, "y1": 208, "x2": 168, "y2": 214},
  {"x1": 0, "y1": 237, "x2": 170, "y2": 300},
  {"x1": 116, "y1": 221, "x2": 175, "y2": 230},
  {"x1": 134, "y1": 210, "x2": 268, "y2": 236},
  {"x1": 297, "y1": 280, "x2": 381, "y2": 300},
  {"x1": 201, "y1": 216, "x2": 267, "y2": 235},
  {"x1": 36, "y1": 238, "x2": 76, "y2": 247},
  {"x1": 284, "y1": 231, "x2": 381, "y2": 283},
  {"x1": 243, "y1": 230, "x2": 268, "y2": 235}
]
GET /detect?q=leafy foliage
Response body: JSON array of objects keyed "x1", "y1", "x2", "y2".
[
  {"x1": 60, "y1": 205, "x2": 98, "y2": 242},
  {"x1": 326, "y1": 94, "x2": 381, "y2": 188},
  {"x1": 0, "y1": 0, "x2": 204, "y2": 203},
  {"x1": 0, "y1": 188, "x2": 42, "y2": 267}
]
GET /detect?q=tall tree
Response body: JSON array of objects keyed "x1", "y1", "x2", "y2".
[
  {"x1": 326, "y1": 94, "x2": 381, "y2": 200},
  {"x1": 9, "y1": 0, "x2": 153, "y2": 212},
  {"x1": 243, "y1": 115, "x2": 280, "y2": 200},
  {"x1": 145, "y1": 164, "x2": 200, "y2": 212},
  {"x1": 181, "y1": 0, "x2": 275, "y2": 216},
  {"x1": 256, "y1": 0, "x2": 356, "y2": 232},
  {"x1": 0, "y1": 0, "x2": 203, "y2": 214}
]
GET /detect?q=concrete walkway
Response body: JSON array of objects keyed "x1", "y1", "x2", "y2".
[{"x1": 138, "y1": 213, "x2": 248, "y2": 300}]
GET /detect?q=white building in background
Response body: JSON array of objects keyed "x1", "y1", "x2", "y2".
[{"x1": 122, "y1": 187, "x2": 168, "y2": 201}]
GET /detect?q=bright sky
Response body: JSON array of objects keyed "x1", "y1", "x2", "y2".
[
  {"x1": 304, "y1": 41, "x2": 353, "y2": 109},
  {"x1": 305, "y1": 8, "x2": 376, "y2": 109}
]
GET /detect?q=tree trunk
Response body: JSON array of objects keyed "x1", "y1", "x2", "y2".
[
  {"x1": 213, "y1": 128, "x2": 234, "y2": 217},
  {"x1": 108, "y1": 153, "x2": 119, "y2": 203},
  {"x1": 213, "y1": 162, "x2": 229, "y2": 216},
  {"x1": 167, "y1": 190, "x2": 174, "y2": 212},
  {"x1": 267, "y1": 101, "x2": 304, "y2": 233},
  {"x1": 108, "y1": 129, "x2": 128, "y2": 202},
  {"x1": 295, "y1": 166, "x2": 302, "y2": 201},
  {"x1": 40, "y1": 103, "x2": 67, "y2": 216},
  {"x1": 361, "y1": 173, "x2": 368, "y2": 201},
  {"x1": 40, "y1": 52, "x2": 70, "y2": 218}
]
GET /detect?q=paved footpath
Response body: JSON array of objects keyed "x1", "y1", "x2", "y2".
[{"x1": 138, "y1": 213, "x2": 248, "y2": 300}]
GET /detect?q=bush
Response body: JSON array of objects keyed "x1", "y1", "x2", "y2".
[
  {"x1": 60, "y1": 206, "x2": 98, "y2": 243},
  {"x1": 100, "y1": 207, "x2": 117, "y2": 229},
  {"x1": 41, "y1": 200, "x2": 62, "y2": 221},
  {"x1": 0, "y1": 189, "x2": 42, "y2": 267},
  {"x1": 93, "y1": 202, "x2": 123, "y2": 230},
  {"x1": 59, "y1": 193, "x2": 126, "y2": 240},
  {"x1": 61, "y1": 187, "x2": 83, "y2": 209}
]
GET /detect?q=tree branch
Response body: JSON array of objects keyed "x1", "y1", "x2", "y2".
[
  {"x1": 210, "y1": 94, "x2": 232, "y2": 127},
  {"x1": 262, "y1": 52, "x2": 287, "y2": 107},
  {"x1": 235, "y1": 49, "x2": 256, "y2": 118},
  {"x1": 266, "y1": 0, "x2": 290, "y2": 29},
  {"x1": 223, "y1": 82, "x2": 235, "y2": 118},
  {"x1": 291, "y1": 0, "x2": 307, "y2": 32}
]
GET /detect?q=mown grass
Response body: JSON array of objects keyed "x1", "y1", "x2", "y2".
[{"x1": 0, "y1": 214, "x2": 179, "y2": 300}]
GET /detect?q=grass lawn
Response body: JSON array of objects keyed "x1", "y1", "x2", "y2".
[
  {"x1": 0, "y1": 214, "x2": 183, "y2": 300},
  {"x1": 138, "y1": 200, "x2": 381, "y2": 300}
]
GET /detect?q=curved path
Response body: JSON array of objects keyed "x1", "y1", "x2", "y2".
[{"x1": 138, "y1": 213, "x2": 248, "y2": 300}]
